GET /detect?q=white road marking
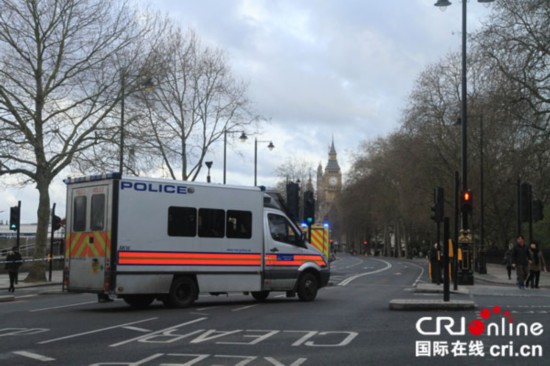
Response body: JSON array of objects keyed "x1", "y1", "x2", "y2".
[
  {"x1": 232, "y1": 304, "x2": 258, "y2": 312},
  {"x1": 122, "y1": 326, "x2": 151, "y2": 333},
  {"x1": 196, "y1": 306, "x2": 219, "y2": 311},
  {"x1": 30, "y1": 300, "x2": 97, "y2": 312},
  {"x1": 13, "y1": 350, "x2": 55, "y2": 362},
  {"x1": 407, "y1": 261, "x2": 426, "y2": 287},
  {"x1": 110, "y1": 317, "x2": 207, "y2": 347},
  {"x1": 338, "y1": 259, "x2": 392, "y2": 286},
  {"x1": 38, "y1": 317, "x2": 158, "y2": 344}
]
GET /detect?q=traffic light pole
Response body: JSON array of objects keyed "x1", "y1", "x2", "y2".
[
  {"x1": 16, "y1": 200, "x2": 21, "y2": 250},
  {"x1": 443, "y1": 217, "x2": 450, "y2": 302}
]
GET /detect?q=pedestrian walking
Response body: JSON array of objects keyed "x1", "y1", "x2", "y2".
[
  {"x1": 5, "y1": 246, "x2": 22, "y2": 293},
  {"x1": 525, "y1": 241, "x2": 547, "y2": 289},
  {"x1": 502, "y1": 246, "x2": 513, "y2": 280},
  {"x1": 511, "y1": 235, "x2": 529, "y2": 289}
]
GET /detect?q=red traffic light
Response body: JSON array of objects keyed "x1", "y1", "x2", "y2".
[
  {"x1": 363, "y1": 240, "x2": 368, "y2": 245},
  {"x1": 461, "y1": 190, "x2": 473, "y2": 213}
]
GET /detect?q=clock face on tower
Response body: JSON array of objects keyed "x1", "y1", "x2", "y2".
[{"x1": 329, "y1": 176, "x2": 338, "y2": 186}]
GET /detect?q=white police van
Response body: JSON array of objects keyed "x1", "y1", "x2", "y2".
[{"x1": 63, "y1": 173, "x2": 329, "y2": 308}]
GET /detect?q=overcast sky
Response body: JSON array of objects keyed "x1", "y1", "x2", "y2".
[{"x1": 1, "y1": 0, "x2": 495, "y2": 223}]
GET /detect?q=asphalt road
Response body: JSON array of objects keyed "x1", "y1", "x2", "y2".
[{"x1": 1, "y1": 254, "x2": 549, "y2": 366}]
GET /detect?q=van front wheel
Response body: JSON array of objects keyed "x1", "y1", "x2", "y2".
[
  {"x1": 167, "y1": 276, "x2": 198, "y2": 308},
  {"x1": 297, "y1": 272, "x2": 318, "y2": 302}
]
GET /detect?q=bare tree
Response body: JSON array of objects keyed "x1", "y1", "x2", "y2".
[
  {"x1": 123, "y1": 28, "x2": 262, "y2": 180},
  {"x1": 0, "y1": 0, "x2": 161, "y2": 281}
]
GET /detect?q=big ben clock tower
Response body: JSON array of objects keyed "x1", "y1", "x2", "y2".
[{"x1": 316, "y1": 138, "x2": 342, "y2": 222}]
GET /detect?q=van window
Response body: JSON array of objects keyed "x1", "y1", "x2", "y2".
[
  {"x1": 227, "y1": 210, "x2": 252, "y2": 239},
  {"x1": 90, "y1": 194, "x2": 105, "y2": 231},
  {"x1": 198, "y1": 208, "x2": 225, "y2": 238},
  {"x1": 73, "y1": 196, "x2": 87, "y2": 232},
  {"x1": 168, "y1": 206, "x2": 197, "y2": 237},
  {"x1": 268, "y1": 213, "x2": 300, "y2": 245}
]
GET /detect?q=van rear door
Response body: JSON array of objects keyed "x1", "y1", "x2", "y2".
[{"x1": 66, "y1": 182, "x2": 111, "y2": 292}]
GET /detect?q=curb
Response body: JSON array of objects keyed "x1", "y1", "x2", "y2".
[
  {"x1": 389, "y1": 298, "x2": 476, "y2": 311},
  {"x1": 0, "y1": 281, "x2": 62, "y2": 291},
  {"x1": 0, "y1": 295, "x2": 15, "y2": 303}
]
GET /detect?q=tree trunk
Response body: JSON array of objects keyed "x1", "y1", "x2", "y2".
[{"x1": 24, "y1": 180, "x2": 50, "y2": 282}]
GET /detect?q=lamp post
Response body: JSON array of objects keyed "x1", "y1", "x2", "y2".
[
  {"x1": 205, "y1": 161, "x2": 213, "y2": 183},
  {"x1": 119, "y1": 69, "x2": 154, "y2": 175},
  {"x1": 119, "y1": 71, "x2": 126, "y2": 175},
  {"x1": 223, "y1": 130, "x2": 248, "y2": 184},
  {"x1": 434, "y1": 0, "x2": 494, "y2": 232},
  {"x1": 254, "y1": 138, "x2": 274, "y2": 186},
  {"x1": 479, "y1": 115, "x2": 487, "y2": 273}
]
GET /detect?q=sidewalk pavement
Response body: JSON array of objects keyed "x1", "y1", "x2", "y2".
[
  {"x1": 390, "y1": 260, "x2": 550, "y2": 311},
  {"x1": 0, "y1": 270, "x2": 63, "y2": 302}
]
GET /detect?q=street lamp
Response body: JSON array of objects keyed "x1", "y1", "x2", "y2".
[
  {"x1": 223, "y1": 130, "x2": 248, "y2": 184},
  {"x1": 254, "y1": 138, "x2": 274, "y2": 186},
  {"x1": 434, "y1": 0, "x2": 495, "y2": 232},
  {"x1": 119, "y1": 69, "x2": 154, "y2": 175},
  {"x1": 205, "y1": 161, "x2": 213, "y2": 183}
]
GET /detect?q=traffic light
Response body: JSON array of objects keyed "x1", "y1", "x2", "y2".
[
  {"x1": 431, "y1": 187, "x2": 444, "y2": 223},
  {"x1": 286, "y1": 182, "x2": 300, "y2": 221},
  {"x1": 532, "y1": 200, "x2": 544, "y2": 222},
  {"x1": 520, "y1": 183, "x2": 532, "y2": 222},
  {"x1": 461, "y1": 189, "x2": 473, "y2": 214},
  {"x1": 52, "y1": 215, "x2": 62, "y2": 231},
  {"x1": 303, "y1": 190, "x2": 315, "y2": 224},
  {"x1": 9, "y1": 206, "x2": 20, "y2": 231}
]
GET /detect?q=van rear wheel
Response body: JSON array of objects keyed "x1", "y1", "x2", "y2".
[
  {"x1": 166, "y1": 276, "x2": 198, "y2": 308},
  {"x1": 297, "y1": 272, "x2": 318, "y2": 302},
  {"x1": 122, "y1": 295, "x2": 155, "y2": 309},
  {"x1": 251, "y1": 291, "x2": 270, "y2": 302}
]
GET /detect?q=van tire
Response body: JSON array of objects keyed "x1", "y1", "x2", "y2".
[
  {"x1": 166, "y1": 276, "x2": 198, "y2": 308},
  {"x1": 251, "y1": 291, "x2": 270, "y2": 302},
  {"x1": 122, "y1": 295, "x2": 155, "y2": 309},
  {"x1": 297, "y1": 272, "x2": 318, "y2": 302}
]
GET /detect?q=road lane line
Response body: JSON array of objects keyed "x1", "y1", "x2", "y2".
[
  {"x1": 338, "y1": 259, "x2": 392, "y2": 286},
  {"x1": 38, "y1": 317, "x2": 158, "y2": 344},
  {"x1": 232, "y1": 304, "x2": 258, "y2": 312},
  {"x1": 110, "y1": 317, "x2": 207, "y2": 347},
  {"x1": 407, "y1": 261, "x2": 426, "y2": 287},
  {"x1": 30, "y1": 300, "x2": 97, "y2": 312},
  {"x1": 13, "y1": 350, "x2": 55, "y2": 362}
]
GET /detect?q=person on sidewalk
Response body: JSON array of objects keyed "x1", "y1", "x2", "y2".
[
  {"x1": 5, "y1": 246, "x2": 22, "y2": 293},
  {"x1": 512, "y1": 235, "x2": 529, "y2": 289},
  {"x1": 503, "y1": 246, "x2": 513, "y2": 280},
  {"x1": 526, "y1": 241, "x2": 547, "y2": 289}
]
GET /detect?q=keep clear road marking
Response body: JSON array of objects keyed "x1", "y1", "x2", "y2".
[
  {"x1": 38, "y1": 318, "x2": 158, "y2": 344},
  {"x1": 110, "y1": 317, "x2": 208, "y2": 348},
  {"x1": 338, "y1": 258, "x2": 392, "y2": 286},
  {"x1": 13, "y1": 350, "x2": 55, "y2": 362}
]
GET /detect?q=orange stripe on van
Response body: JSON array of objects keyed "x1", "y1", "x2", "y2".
[{"x1": 118, "y1": 251, "x2": 262, "y2": 266}]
